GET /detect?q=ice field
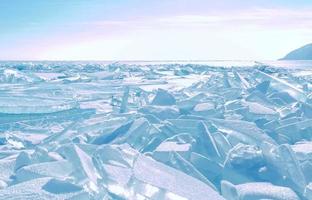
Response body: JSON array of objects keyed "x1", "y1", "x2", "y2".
[{"x1": 0, "y1": 61, "x2": 312, "y2": 199}]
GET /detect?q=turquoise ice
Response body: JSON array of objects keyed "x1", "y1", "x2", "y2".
[{"x1": 0, "y1": 61, "x2": 312, "y2": 199}]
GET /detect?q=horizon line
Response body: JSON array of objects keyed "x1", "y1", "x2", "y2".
[{"x1": 0, "y1": 59, "x2": 275, "y2": 62}]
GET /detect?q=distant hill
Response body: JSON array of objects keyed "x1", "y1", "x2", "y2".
[{"x1": 280, "y1": 43, "x2": 312, "y2": 60}]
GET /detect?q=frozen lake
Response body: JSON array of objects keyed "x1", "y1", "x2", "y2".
[{"x1": 0, "y1": 60, "x2": 311, "y2": 199}]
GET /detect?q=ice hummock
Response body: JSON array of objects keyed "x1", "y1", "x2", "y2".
[{"x1": 0, "y1": 60, "x2": 312, "y2": 199}]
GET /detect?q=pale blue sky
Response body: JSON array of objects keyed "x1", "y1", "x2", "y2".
[{"x1": 0, "y1": 0, "x2": 312, "y2": 60}]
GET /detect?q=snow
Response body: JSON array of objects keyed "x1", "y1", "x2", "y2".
[{"x1": 222, "y1": 181, "x2": 300, "y2": 200}]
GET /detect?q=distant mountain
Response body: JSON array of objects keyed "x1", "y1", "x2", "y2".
[{"x1": 280, "y1": 43, "x2": 312, "y2": 60}]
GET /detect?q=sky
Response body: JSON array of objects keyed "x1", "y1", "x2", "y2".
[{"x1": 0, "y1": 0, "x2": 312, "y2": 61}]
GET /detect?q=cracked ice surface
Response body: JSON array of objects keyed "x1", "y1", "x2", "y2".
[{"x1": 0, "y1": 61, "x2": 312, "y2": 199}]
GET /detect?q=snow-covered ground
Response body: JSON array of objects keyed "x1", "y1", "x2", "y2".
[{"x1": 0, "y1": 61, "x2": 312, "y2": 199}]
